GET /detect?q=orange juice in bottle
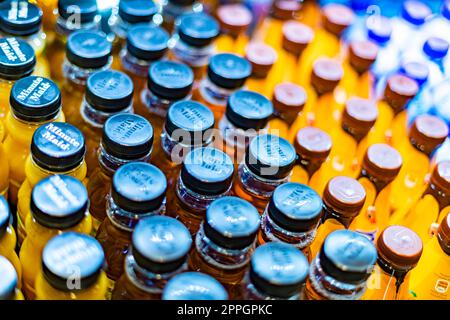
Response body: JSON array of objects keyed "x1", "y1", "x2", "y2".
[
  {"x1": 162, "y1": 272, "x2": 228, "y2": 300},
  {"x1": 19, "y1": 175, "x2": 92, "y2": 299},
  {"x1": 364, "y1": 226, "x2": 423, "y2": 300},
  {"x1": 215, "y1": 4, "x2": 252, "y2": 55},
  {"x1": 17, "y1": 122, "x2": 87, "y2": 245},
  {"x1": 32, "y1": 0, "x2": 57, "y2": 35},
  {"x1": 87, "y1": 113, "x2": 153, "y2": 234},
  {"x1": 5, "y1": 76, "x2": 64, "y2": 205},
  {"x1": 309, "y1": 176, "x2": 367, "y2": 259},
  {"x1": 35, "y1": 232, "x2": 107, "y2": 300},
  {"x1": 258, "y1": 182, "x2": 323, "y2": 262},
  {"x1": 0, "y1": 256, "x2": 23, "y2": 300},
  {"x1": 410, "y1": 213, "x2": 450, "y2": 300},
  {"x1": 0, "y1": 196, "x2": 22, "y2": 286},
  {"x1": 350, "y1": 143, "x2": 403, "y2": 241},
  {"x1": 0, "y1": 141, "x2": 9, "y2": 198}
]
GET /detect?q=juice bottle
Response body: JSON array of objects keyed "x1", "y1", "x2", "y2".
[
  {"x1": 46, "y1": 0, "x2": 101, "y2": 83},
  {"x1": 162, "y1": 272, "x2": 228, "y2": 300},
  {"x1": 0, "y1": 37, "x2": 36, "y2": 139},
  {"x1": 268, "y1": 82, "x2": 306, "y2": 140},
  {"x1": 112, "y1": 216, "x2": 192, "y2": 300},
  {"x1": 189, "y1": 196, "x2": 260, "y2": 296},
  {"x1": 304, "y1": 229, "x2": 377, "y2": 300},
  {"x1": 394, "y1": 161, "x2": 450, "y2": 244},
  {"x1": 258, "y1": 182, "x2": 323, "y2": 261},
  {"x1": 0, "y1": 256, "x2": 23, "y2": 300},
  {"x1": 150, "y1": 100, "x2": 214, "y2": 188},
  {"x1": 310, "y1": 176, "x2": 367, "y2": 259},
  {"x1": 389, "y1": 115, "x2": 448, "y2": 216},
  {"x1": 35, "y1": 232, "x2": 107, "y2": 300},
  {"x1": 61, "y1": 30, "x2": 113, "y2": 124},
  {"x1": 0, "y1": 1, "x2": 49, "y2": 78},
  {"x1": 17, "y1": 122, "x2": 87, "y2": 245},
  {"x1": 291, "y1": 126, "x2": 332, "y2": 185},
  {"x1": 71, "y1": 70, "x2": 135, "y2": 177},
  {"x1": 167, "y1": 147, "x2": 234, "y2": 236},
  {"x1": 0, "y1": 196, "x2": 22, "y2": 285},
  {"x1": 5, "y1": 76, "x2": 64, "y2": 205},
  {"x1": 87, "y1": 113, "x2": 153, "y2": 233},
  {"x1": 19, "y1": 174, "x2": 92, "y2": 299},
  {"x1": 215, "y1": 4, "x2": 252, "y2": 55},
  {"x1": 410, "y1": 213, "x2": 450, "y2": 300},
  {"x1": 139, "y1": 60, "x2": 194, "y2": 140},
  {"x1": 31, "y1": 0, "x2": 57, "y2": 35},
  {"x1": 95, "y1": 162, "x2": 167, "y2": 296},
  {"x1": 238, "y1": 242, "x2": 309, "y2": 300},
  {"x1": 216, "y1": 90, "x2": 273, "y2": 164},
  {"x1": 233, "y1": 133, "x2": 296, "y2": 212},
  {"x1": 161, "y1": 0, "x2": 202, "y2": 33},
  {"x1": 350, "y1": 143, "x2": 403, "y2": 241},
  {"x1": 120, "y1": 24, "x2": 170, "y2": 117},
  {"x1": 0, "y1": 142, "x2": 9, "y2": 198},
  {"x1": 364, "y1": 226, "x2": 423, "y2": 300},
  {"x1": 170, "y1": 12, "x2": 219, "y2": 80},
  {"x1": 196, "y1": 53, "x2": 252, "y2": 122}
]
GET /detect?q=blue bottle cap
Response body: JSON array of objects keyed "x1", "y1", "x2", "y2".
[
  {"x1": 66, "y1": 30, "x2": 112, "y2": 69},
  {"x1": 165, "y1": 100, "x2": 215, "y2": 145},
  {"x1": 399, "y1": 61, "x2": 429, "y2": 86},
  {"x1": 163, "y1": 272, "x2": 228, "y2": 300},
  {"x1": 423, "y1": 37, "x2": 449, "y2": 60},
  {"x1": 204, "y1": 196, "x2": 260, "y2": 250},
  {"x1": 245, "y1": 134, "x2": 297, "y2": 180},
  {"x1": 350, "y1": 0, "x2": 373, "y2": 11},
  {"x1": 31, "y1": 122, "x2": 85, "y2": 172},
  {"x1": 0, "y1": 195, "x2": 10, "y2": 238},
  {"x1": 112, "y1": 162, "x2": 167, "y2": 213},
  {"x1": 102, "y1": 113, "x2": 153, "y2": 160},
  {"x1": 10, "y1": 76, "x2": 61, "y2": 122},
  {"x1": 401, "y1": 0, "x2": 431, "y2": 26},
  {"x1": 42, "y1": 232, "x2": 104, "y2": 292},
  {"x1": 207, "y1": 53, "x2": 252, "y2": 89},
  {"x1": 127, "y1": 24, "x2": 169, "y2": 61},
  {"x1": 366, "y1": 16, "x2": 392, "y2": 45},
  {"x1": 0, "y1": 37, "x2": 35, "y2": 80},
  {"x1": 177, "y1": 12, "x2": 220, "y2": 47},
  {"x1": 268, "y1": 182, "x2": 323, "y2": 233},
  {"x1": 0, "y1": 256, "x2": 18, "y2": 300},
  {"x1": 181, "y1": 147, "x2": 234, "y2": 195},
  {"x1": 118, "y1": 0, "x2": 158, "y2": 24},
  {"x1": 148, "y1": 60, "x2": 194, "y2": 100},
  {"x1": 250, "y1": 243, "x2": 309, "y2": 298},
  {"x1": 443, "y1": 0, "x2": 450, "y2": 21},
  {"x1": 226, "y1": 90, "x2": 274, "y2": 130},
  {"x1": 30, "y1": 175, "x2": 89, "y2": 229},
  {"x1": 58, "y1": 0, "x2": 98, "y2": 23},
  {"x1": 0, "y1": 1, "x2": 42, "y2": 36},
  {"x1": 319, "y1": 230, "x2": 377, "y2": 285},
  {"x1": 132, "y1": 216, "x2": 192, "y2": 274},
  {"x1": 86, "y1": 70, "x2": 134, "y2": 112}
]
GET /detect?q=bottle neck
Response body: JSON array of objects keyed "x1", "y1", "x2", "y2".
[
  {"x1": 63, "y1": 57, "x2": 112, "y2": 86},
  {"x1": 199, "y1": 76, "x2": 241, "y2": 107},
  {"x1": 81, "y1": 98, "x2": 133, "y2": 129},
  {"x1": 422, "y1": 182, "x2": 450, "y2": 211},
  {"x1": 29, "y1": 155, "x2": 85, "y2": 179},
  {"x1": 358, "y1": 168, "x2": 392, "y2": 195},
  {"x1": 296, "y1": 154, "x2": 326, "y2": 178},
  {"x1": 170, "y1": 35, "x2": 214, "y2": 68},
  {"x1": 243, "y1": 271, "x2": 301, "y2": 300},
  {"x1": 321, "y1": 203, "x2": 358, "y2": 229},
  {"x1": 120, "y1": 48, "x2": 155, "y2": 78},
  {"x1": 55, "y1": 15, "x2": 101, "y2": 38}
]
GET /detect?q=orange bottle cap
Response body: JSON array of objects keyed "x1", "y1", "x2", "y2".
[
  {"x1": 217, "y1": 4, "x2": 252, "y2": 36},
  {"x1": 310, "y1": 58, "x2": 343, "y2": 95},
  {"x1": 323, "y1": 176, "x2": 366, "y2": 216},
  {"x1": 294, "y1": 126, "x2": 332, "y2": 161},
  {"x1": 409, "y1": 114, "x2": 449, "y2": 155},
  {"x1": 273, "y1": 82, "x2": 307, "y2": 114},
  {"x1": 322, "y1": 3, "x2": 355, "y2": 37},
  {"x1": 363, "y1": 143, "x2": 403, "y2": 180},
  {"x1": 245, "y1": 42, "x2": 277, "y2": 78},
  {"x1": 348, "y1": 40, "x2": 379, "y2": 74},
  {"x1": 282, "y1": 21, "x2": 314, "y2": 56},
  {"x1": 384, "y1": 74, "x2": 419, "y2": 113}
]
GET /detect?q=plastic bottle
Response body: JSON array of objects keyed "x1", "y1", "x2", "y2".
[
  {"x1": 162, "y1": 272, "x2": 228, "y2": 300},
  {"x1": 161, "y1": 0, "x2": 203, "y2": 33}
]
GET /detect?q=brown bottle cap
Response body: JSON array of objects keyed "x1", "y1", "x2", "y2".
[
  {"x1": 245, "y1": 42, "x2": 278, "y2": 78},
  {"x1": 384, "y1": 74, "x2": 419, "y2": 113},
  {"x1": 271, "y1": 0, "x2": 301, "y2": 20},
  {"x1": 217, "y1": 4, "x2": 252, "y2": 36},
  {"x1": 430, "y1": 161, "x2": 450, "y2": 195},
  {"x1": 349, "y1": 40, "x2": 379, "y2": 74},
  {"x1": 282, "y1": 21, "x2": 314, "y2": 56},
  {"x1": 438, "y1": 213, "x2": 450, "y2": 254},
  {"x1": 342, "y1": 97, "x2": 378, "y2": 140},
  {"x1": 310, "y1": 58, "x2": 343, "y2": 95},
  {"x1": 323, "y1": 176, "x2": 366, "y2": 216},
  {"x1": 322, "y1": 3, "x2": 355, "y2": 37},
  {"x1": 273, "y1": 82, "x2": 307, "y2": 114},
  {"x1": 377, "y1": 225, "x2": 423, "y2": 270},
  {"x1": 294, "y1": 126, "x2": 332, "y2": 161},
  {"x1": 409, "y1": 114, "x2": 449, "y2": 155},
  {"x1": 362, "y1": 143, "x2": 403, "y2": 180}
]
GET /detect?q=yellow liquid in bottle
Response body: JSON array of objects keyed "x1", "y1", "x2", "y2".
[
  {"x1": 364, "y1": 265, "x2": 413, "y2": 300},
  {"x1": 0, "y1": 79, "x2": 15, "y2": 139},
  {"x1": 367, "y1": 100, "x2": 394, "y2": 145},
  {"x1": 309, "y1": 218, "x2": 344, "y2": 259},
  {"x1": 0, "y1": 142, "x2": 9, "y2": 198}
]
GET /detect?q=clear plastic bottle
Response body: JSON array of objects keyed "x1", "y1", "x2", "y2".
[
  {"x1": 161, "y1": 0, "x2": 202, "y2": 33},
  {"x1": 162, "y1": 272, "x2": 228, "y2": 300},
  {"x1": 87, "y1": 113, "x2": 153, "y2": 233},
  {"x1": 304, "y1": 229, "x2": 377, "y2": 300},
  {"x1": 258, "y1": 182, "x2": 323, "y2": 261},
  {"x1": 168, "y1": 147, "x2": 234, "y2": 235},
  {"x1": 112, "y1": 216, "x2": 192, "y2": 300},
  {"x1": 0, "y1": 256, "x2": 23, "y2": 300}
]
